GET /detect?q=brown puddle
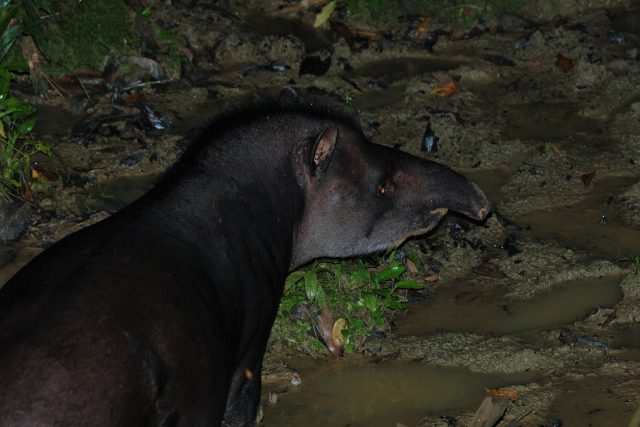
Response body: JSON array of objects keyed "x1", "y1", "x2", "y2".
[
  {"x1": 262, "y1": 357, "x2": 537, "y2": 426},
  {"x1": 395, "y1": 275, "x2": 624, "y2": 337},
  {"x1": 345, "y1": 57, "x2": 464, "y2": 81},
  {"x1": 513, "y1": 177, "x2": 640, "y2": 260},
  {"x1": 351, "y1": 85, "x2": 408, "y2": 111},
  {"x1": 502, "y1": 103, "x2": 602, "y2": 141},
  {"x1": 466, "y1": 171, "x2": 640, "y2": 260},
  {"x1": 550, "y1": 375, "x2": 639, "y2": 427}
]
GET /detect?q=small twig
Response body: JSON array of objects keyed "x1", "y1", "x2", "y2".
[
  {"x1": 41, "y1": 72, "x2": 65, "y2": 98},
  {"x1": 73, "y1": 74, "x2": 91, "y2": 101}
]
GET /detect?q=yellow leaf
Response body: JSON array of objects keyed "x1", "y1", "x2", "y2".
[
  {"x1": 332, "y1": 318, "x2": 346, "y2": 347},
  {"x1": 314, "y1": 0, "x2": 337, "y2": 28},
  {"x1": 0, "y1": 121, "x2": 5, "y2": 138}
]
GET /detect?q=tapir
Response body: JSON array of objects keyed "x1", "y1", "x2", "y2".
[{"x1": 0, "y1": 98, "x2": 489, "y2": 426}]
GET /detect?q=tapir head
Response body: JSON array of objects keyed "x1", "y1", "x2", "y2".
[{"x1": 290, "y1": 124, "x2": 490, "y2": 269}]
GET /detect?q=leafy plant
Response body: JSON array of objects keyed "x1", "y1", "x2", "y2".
[
  {"x1": 0, "y1": 69, "x2": 50, "y2": 201},
  {"x1": 0, "y1": 0, "x2": 47, "y2": 63},
  {"x1": 272, "y1": 253, "x2": 422, "y2": 354},
  {"x1": 38, "y1": 0, "x2": 131, "y2": 76}
]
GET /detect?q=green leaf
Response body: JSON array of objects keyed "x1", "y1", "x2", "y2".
[
  {"x1": 347, "y1": 270, "x2": 370, "y2": 289},
  {"x1": 0, "y1": 24, "x2": 19, "y2": 63},
  {"x1": 304, "y1": 271, "x2": 325, "y2": 305},
  {"x1": 285, "y1": 271, "x2": 305, "y2": 291},
  {"x1": 405, "y1": 251, "x2": 422, "y2": 269},
  {"x1": 394, "y1": 279, "x2": 423, "y2": 290},
  {"x1": 34, "y1": 141, "x2": 52, "y2": 155},
  {"x1": 15, "y1": 117, "x2": 36, "y2": 137},
  {"x1": 360, "y1": 293, "x2": 379, "y2": 312},
  {"x1": 373, "y1": 262, "x2": 406, "y2": 283},
  {"x1": 313, "y1": 0, "x2": 337, "y2": 28}
]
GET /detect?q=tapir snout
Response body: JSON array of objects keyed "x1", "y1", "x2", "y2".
[{"x1": 417, "y1": 158, "x2": 490, "y2": 222}]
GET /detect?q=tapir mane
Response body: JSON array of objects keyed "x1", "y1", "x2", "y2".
[{"x1": 194, "y1": 98, "x2": 363, "y2": 149}]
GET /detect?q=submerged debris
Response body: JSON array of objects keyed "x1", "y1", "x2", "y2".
[
  {"x1": 138, "y1": 104, "x2": 170, "y2": 131},
  {"x1": 555, "y1": 53, "x2": 574, "y2": 72},
  {"x1": 483, "y1": 54, "x2": 515, "y2": 67},
  {"x1": 608, "y1": 32, "x2": 632, "y2": 44},
  {"x1": 559, "y1": 329, "x2": 609, "y2": 354}
]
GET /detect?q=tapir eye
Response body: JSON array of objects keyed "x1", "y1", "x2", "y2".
[{"x1": 376, "y1": 181, "x2": 388, "y2": 197}]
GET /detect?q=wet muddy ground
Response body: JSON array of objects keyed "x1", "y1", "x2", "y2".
[{"x1": 2, "y1": 1, "x2": 640, "y2": 426}]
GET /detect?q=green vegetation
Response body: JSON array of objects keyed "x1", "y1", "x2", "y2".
[
  {"x1": 40, "y1": 0, "x2": 131, "y2": 76},
  {"x1": 0, "y1": 69, "x2": 50, "y2": 201},
  {"x1": 0, "y1": 1, "x2": 52, "y2": 201},
  {"x1": 271, "y1": 252, "x2": 423, "y2": 355},
  {"x1": 0, "y1": 0, "x2": 47, "y2": 64}
]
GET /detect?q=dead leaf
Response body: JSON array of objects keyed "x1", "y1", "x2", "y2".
[
  {"x1": 332, "y1": 318, "x2": 346, "y2": 347},
  {"x1": 406, "y1": 258, "x2": 419, "y2": 273},
  {"x1": 351, "y1": 28, "x2": 378, "y2": 38},
  {"x1": 123, "y1": 92, "x2": 148, "y2": 105},
  {"x1": 580, "y1": 170, "x2": 596, "y2": 187},
  {"x1": 430, "y1": 80, "x2": 459, "y2": 97},
  {"x1": 415, "y1": 17, "x2": 432, "y2": 39},
  {"x1": 485, "y1": 387, "x2": 519, "y2": 399},
  {"x1": 23, "y1": 185, "x2": 35, "y2": 202},
  {"x1": 425, "y1": 275, "x2": 439, "y2": 283},
  {"x1": 31, "y1": 164, "x2": 58, "y2": 181},
  {"x1": 555, "y1": 53, "x2": 574, "y2": 72}
]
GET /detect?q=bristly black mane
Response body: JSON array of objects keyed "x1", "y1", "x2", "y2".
[
  {"x1": 157, "y1": 96, "x2": 364, "y2": 184},
  {"x1": 189, "y1": 96, "x2": 363, "y2": 148}
]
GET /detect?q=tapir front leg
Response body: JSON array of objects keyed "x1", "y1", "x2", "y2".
[{"x1": 222, "y1": 357, "x2": 263, "y2": 427}]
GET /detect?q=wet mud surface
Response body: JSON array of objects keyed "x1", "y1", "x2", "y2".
[{"x1": 2, "y1": 1, "x2": 640, "y2": 425}]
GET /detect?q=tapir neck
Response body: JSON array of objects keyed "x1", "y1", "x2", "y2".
[{"x1": 132, "y1": 137, "x2": 305, "y2": 286}]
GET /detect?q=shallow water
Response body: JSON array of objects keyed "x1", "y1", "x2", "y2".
[
  {"x1": 513, "y1": 177, "x2": 640, "y2": 260},
  {"x1": 502, "y1": 103, "x2": 602, "y2": 142},
  {"x1": 395, "y1": 274, "x2": 625, "y2": 336},
  {"x1": 345, "y1": 57, "x2": 464, "y2": 80},
  {"x1": 262, "y1": 358, "x2": 537, "y2": 426},
  {"x1": 467, "y1": 171, "x2": 640, "y2": 260}
]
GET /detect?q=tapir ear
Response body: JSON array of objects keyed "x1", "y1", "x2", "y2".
[{"x1": 311, "y1": 127, "x2": 338, "y2": 176}]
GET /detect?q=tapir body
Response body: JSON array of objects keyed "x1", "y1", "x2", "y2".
[{"x1": 0, "y1": 100, "x2": 488, "y2": 426}]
